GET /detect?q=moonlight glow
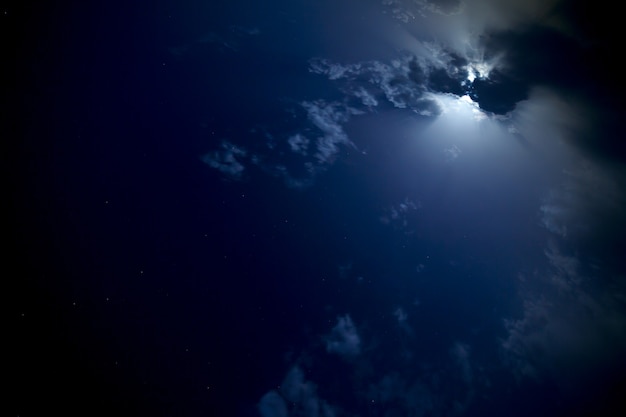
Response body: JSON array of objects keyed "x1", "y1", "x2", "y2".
[{"x1": 466, "y1": 62, "x2": 493, "y2": 83}]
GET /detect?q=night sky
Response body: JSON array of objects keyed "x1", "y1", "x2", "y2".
[{"x1": 7, "y1": 1, "x2": 626, "y2": 416}]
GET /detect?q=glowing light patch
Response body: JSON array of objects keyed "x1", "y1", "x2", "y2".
[
  {"x1": 459, "y1": 95, "x2": 475, "y2": 104},
  {"x1": 428, "y1": 93, "x2": 488, "y2": 128},
  {"x1": 465, "y1": 62, "x2": 493, "y2": 83},
  {"x1": 467, "y1": 68, "x2": 476, "y2": 83}
]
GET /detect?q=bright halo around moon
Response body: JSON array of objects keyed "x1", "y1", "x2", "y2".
[
  {"x1": 413, "y1": 91, "x2": 506, "y2": 149},
  {"x1": 432, "y1": 92, "x2": 487, "y2": 123}
]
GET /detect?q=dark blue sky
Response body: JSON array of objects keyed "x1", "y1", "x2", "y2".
[{"x1": 8, "y1": 1, "x2": 626, "y2": 416}]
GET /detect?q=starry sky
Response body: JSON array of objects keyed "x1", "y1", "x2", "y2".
[{"x1": 7, "y1": 1, "x2": 626, "y2": 416}]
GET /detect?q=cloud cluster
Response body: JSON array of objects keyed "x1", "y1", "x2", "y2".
[
  {"x1": 255, "y1": 308, "x2": 489, "y2": 417},
  {"x1": 309, "y1": 54, "x2": 457, "y2": 115},
  {"x1": 201, "y1": 100, "x2": 357, "y2": 188}
]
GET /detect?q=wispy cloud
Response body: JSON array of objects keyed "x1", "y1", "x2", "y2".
[
  {"x1": 353, "y1": 86, "x2": 379, "y2": 107},
  {"x1": 308, "y1": 58, "x2": 363, "y2": 80},
  {"x1": 258, "y1": 391, "x2": 288, "y2": 417},
  {"x1": 393, "y1": 306, "x2": 414, "y2": 337},
  {"x1": 367, "y1": 372, "x2": 435, "y2": 414},
  {"x1": 325, "y1": 315, "x2": 361, "y2": 357},
  {"x1": 258, "y1": 366, "x2": 336, "y2": 417},
  {"x1": 302, "y1": 100, "x2": 354, "y2": 164},
  {"x1": 287, "y1": 133, "x2": 310, "y2": 155},
  {"x1": 202, "y1": 100, "x2": 358, "y2": 188},
  {"x1": 443, "y1": 144, "x2": 461, "y2": 162},
  {"x1": 200, "y1": 141, "x2": 247, "y2": 180},
  {"x1": 380, "y1": 197, "x2": 422, "y2": 234},
  {"x1": 450, "y1": 342, "x2": 472, "y2": 384},
  {"x1": 501, "y1": 244, "x2": 626, "y2": 387},
  {"x1": 309, "y1": 55, "x2": 443, "y2": 114},
  {"x1": 382, "y1": 0, "x2": 563, "y2": 54},
  {"x1": 539, "y1": 158, "x2": 625, "y2": 245},
  {"x1": 449, "y1": 342, "x2": 475, "y2": 413}
]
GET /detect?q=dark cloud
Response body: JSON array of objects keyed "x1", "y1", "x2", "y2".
[
  {"x1": 478, "y1": 9, "x2": 626, "y2": 159},
  {"x1": 502, "y1": 244, "x2": 626, "y2": 395},
  {"x1": 469, "y1": 69, "x2": 528, "y2": 114},
  {"x1": 428, "y1": 67, "x2": 466, "y2": 96},
  {"x1": 538, "y1": 158, "x2": 626, "y2": 260},
  {"x1": 380, "y1": 197, "x2": 422, "y2": 232}
]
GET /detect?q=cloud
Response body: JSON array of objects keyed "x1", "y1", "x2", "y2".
[
  {"x1": 309, "y1": 55, "x2": 443, "y2": 114},
  {"x1": 281, "y1": 367, "x2": 336, "y2": 417},
  {"x1": 393, "y1": 307, "x2": 407, "y2": 324},
  {"x1": 383, "y1": 0, "x2": 563, "y2": 41},
  {"x1": 538, "y1": 158, "x2": 626, "y2": 252},
  {"x1": 450, "y1": 342, "x2": 472, "y2": 384},
  {"x1": 508, "y1": 87, "x2": 588, "y2": 148},
  {"x1": 308, "y1": 58, "x2": 363, "y2": 80},
  {"x1": 325, "y1": 315, "x2": 361, "y2": 357},
  {"x1": 501, "y1": 244, "x2": 626, "y2": 389},
  {"x1": 367, "y1": 372, "x2": 435, "y2": 415},
  {"x1": 202, "y1": 101, "x2": 358, "y2": 188},
  {"x1": 258, "y1": 367, "x2": 336, "y2": 417},
  {"x1": 393, "y1": 307, "x2": 416, "y2": 338},
  {"x1": 201, "y1": 141, "x2": 247, "y2": 179},
  {"x1": 287, "y1": 133, "x2": 310, "y2": 155},
  {"x1": 448, "y1": 342, "x2": 476, "y2": 414},
  {"x1": 376, "y1": 0, "x2": 625, "y2": 122},
  {"x1": 380, "y1": 197, "x2": 422, "y2": 232},
  {"x1": 302, "y1": 101, "x2": 354, "y2": 164},
  {"x1": 258, "y1": 391, "x2": 288, "y2": 417},
  {"x1": 443, "y1": 144, "x2": 461, "y2": 161},
  {"x1": 353, "y1": 87, "x2": 378, "y2": 107}
]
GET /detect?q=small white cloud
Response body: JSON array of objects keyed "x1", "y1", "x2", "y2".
[{"x1": 325, "y1": 315, "x2": 361, "y2": 357}]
